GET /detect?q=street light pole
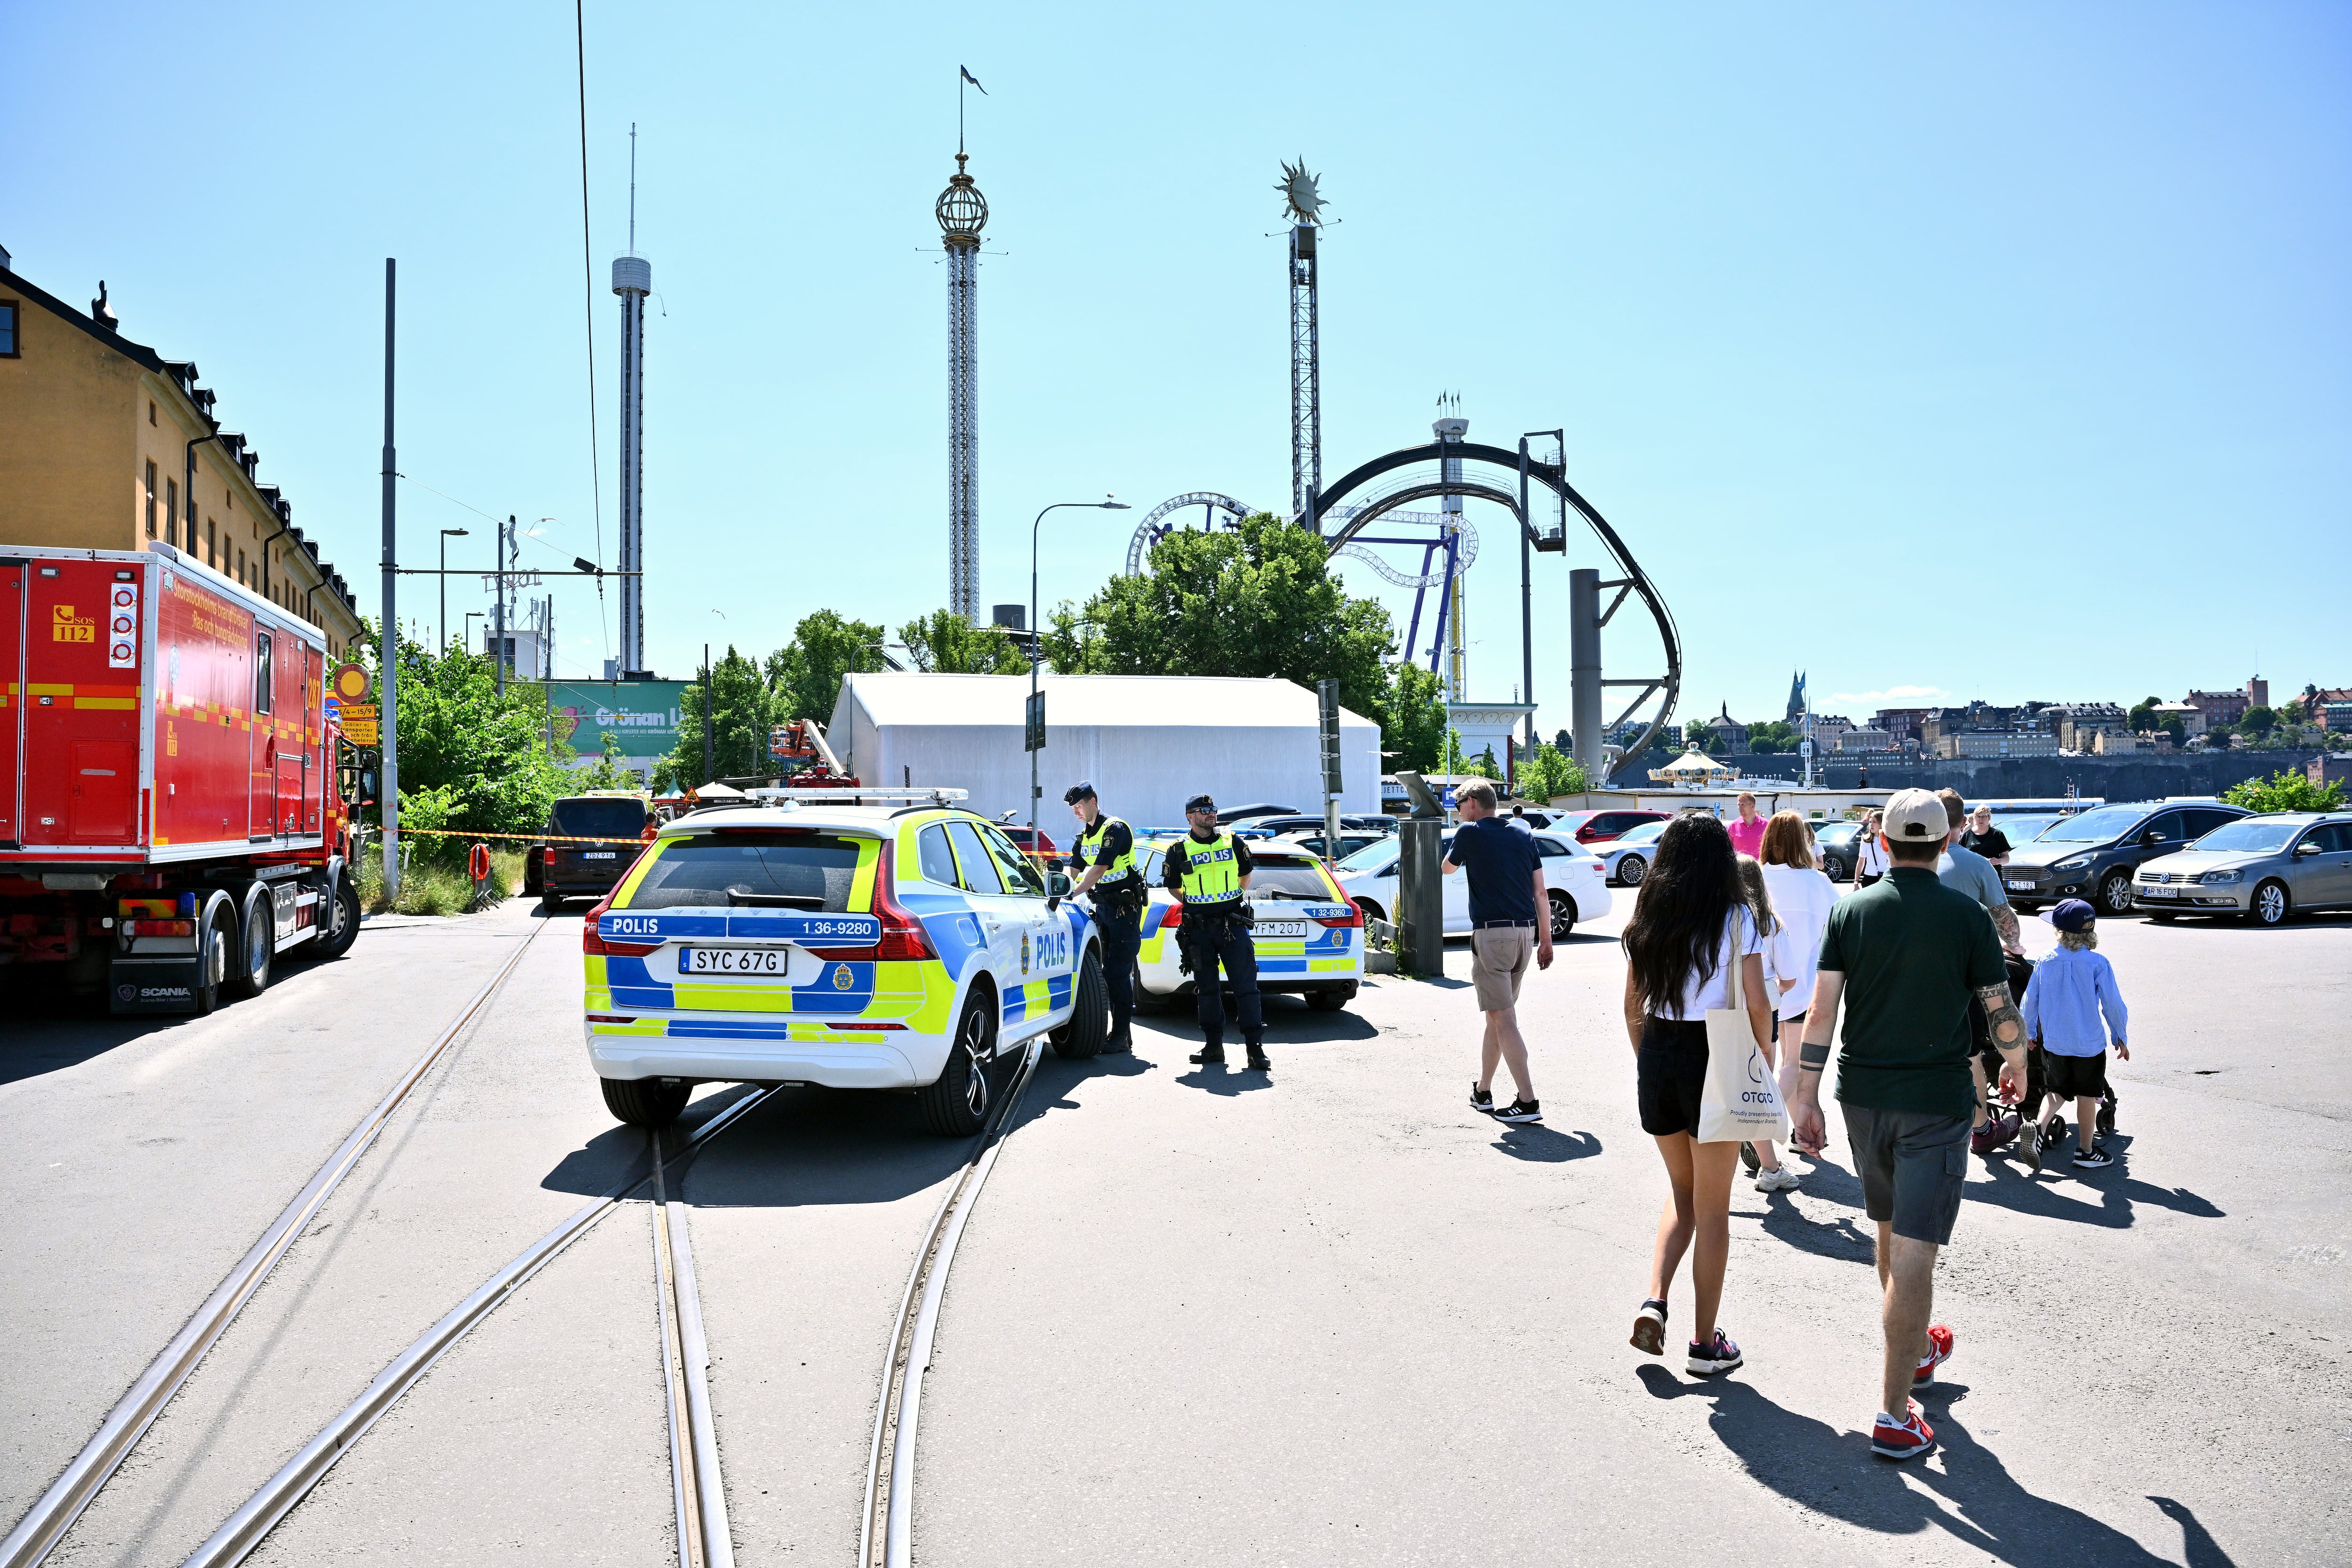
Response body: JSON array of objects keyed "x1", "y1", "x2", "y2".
[
  {"x1": 438, "y1": 528, "x2": 468, "y2": 654},
  {"x1": 1029, "y1": 499, "x2": 1129, "y2": 837}
]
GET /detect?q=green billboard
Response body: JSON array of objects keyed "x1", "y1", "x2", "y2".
[{"x1": 532, "y1": 679, "x2": 690, "y2": 767}]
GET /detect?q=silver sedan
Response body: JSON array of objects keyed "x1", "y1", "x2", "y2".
[
  {"x1": 1597, "y1": 818, "x2": 1669, "y2": 886},
  {"x1": 2133, "y1": 812, "x2": 2352, "y2": 926}
]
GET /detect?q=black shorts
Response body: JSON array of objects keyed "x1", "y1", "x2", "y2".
[
  {"x1": 2043, "y1": 1051, "x2": 2109, "y2": 1100},
  {"x1": 1637, "y1": 1018, "x2": 1709, "y2": 1137}
]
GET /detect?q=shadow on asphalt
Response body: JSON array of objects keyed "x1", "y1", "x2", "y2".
[
  {"x1": 1633, "y1": 1366, "x2": 2219, "y2": 1564},
  {"x1": 1489, "y1": 1123, "x2": 1601, "y2": 1162},
  {"x1": 540, "y1": 1082, "x2": 762, "y2": 1199},
  {"x1": 1963, "y1": 1138, "x2": 2225, "y2": 1229}
]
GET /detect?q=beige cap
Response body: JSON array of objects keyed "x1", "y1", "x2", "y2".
[{"x1": 1881, "y1": 788, "x2": 1950, "y2": 846}]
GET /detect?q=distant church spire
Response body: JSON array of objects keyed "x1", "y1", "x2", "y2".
[{"x1": 1786, "y1": 670, "x2": 1806, "y2": 724}]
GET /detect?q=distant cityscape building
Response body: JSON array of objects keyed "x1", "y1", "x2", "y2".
[
  {"x1": 1704, "y1": 702, "x2": 1749, "y2": 756},
  {"x1": 1874, "y1": 708, "x2": 1932, "y2": 742},
  {"x1": 2313, "y1": 689, "x2": 2352, "y2": 732},
  {"x1": 2046, "y1": 703, "x2": 2127, "y2": 750},
  {"x1": 2186, "y1": 678, "x2": 2266, "y2": 731},
  {"x1": 1936, "y1": 730, "x2": 2060, "y2": 759},
  {"x1": 1835, "y1": 728, "x2": 1896, "y2": 754},
  {"x1": 1785, "y1": 670, "x2": 1806, "y2": 724}
]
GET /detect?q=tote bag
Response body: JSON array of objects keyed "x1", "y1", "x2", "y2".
[{"x1": 1696, "y1": 937, "x2": 1791, "y2": 1145}]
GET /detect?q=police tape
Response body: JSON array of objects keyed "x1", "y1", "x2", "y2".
[{"x1": 387, "y1": 827, "x2": 654, "y2": 846}]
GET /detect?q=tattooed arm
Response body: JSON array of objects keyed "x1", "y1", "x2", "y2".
[
  {"x1": 1979, "y1": 980, "x2": 2029, "y2": 1099},
  {"x1": 1990, "y1": 902, "x2": 2023, "y2": 955}
]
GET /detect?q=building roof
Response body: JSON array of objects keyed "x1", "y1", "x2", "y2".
[{"x1": 838, "y1": 673, "x2": 1375, "y2": 729}]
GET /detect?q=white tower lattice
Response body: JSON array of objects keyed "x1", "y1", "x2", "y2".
[{"x1": 939, "y1": 151, "x2": 988, "y2": 618}]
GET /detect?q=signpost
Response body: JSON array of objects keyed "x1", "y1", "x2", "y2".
[
  {"x1": 1318, "y1": 679, "x2": 1343, "y2": 862},
  {"x1": 341, "y1": 703, "x2": 380, "y2": 746}
]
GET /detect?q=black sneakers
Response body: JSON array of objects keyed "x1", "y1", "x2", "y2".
[
  {"x1": 1470, "y1": 1083, "x2": 1495, "y2": 1114},
  {"x1": 1494, "y1": 1098, "x2": 1543, "y2": 1124}
]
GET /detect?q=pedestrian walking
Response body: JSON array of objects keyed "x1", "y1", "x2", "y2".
[
  {"x1": 1854, "y1": 810, "x2": 1890, "y2": 887},
  {"x1": 1727, "y1": 791, "x2": 1767, "y2": 860},
  {"x1": 1443, "y1": 779, "x2": 1553, "y2": 1123},
  {"x1": 1162, "y1": 794, "x2": 1269, "y2": 1073},
  {"x1": 1787, "y1": 788, "x2": 2028, "y2": 1463},
  {"x1": 1751, "y1": 813, "x2": 1837, "y2": 1191},
  {"x1": 2019, "y1": 899, "x2": 2130, "y2": 1171},
  {"x1": 1732, "y1": 856, "x2": 1800, "y2": 1189},
  {"x1": 1932, "y1": 788, "x2": 2028, "y2": 1155},
  {"x1": 1620, "y1": 813, "x2": 1771, "y2": 1377},
  {"x1": 1960, "y1": 805, "x2": 2012, "y2": 865},
  {"x1": 1064, "y1": 781, "x2": 1142, "y2": 1054}
]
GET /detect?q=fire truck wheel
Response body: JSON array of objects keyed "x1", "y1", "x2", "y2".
[
  {"x1": 315, "y1": 869, "x2": 362, "y2": 960},
  {"x1": 227, "y1": 885, "x2": 274, "y2": 999},
  {"x1": 194, "y1": 903, "x2": 233, "y2": 1015}
]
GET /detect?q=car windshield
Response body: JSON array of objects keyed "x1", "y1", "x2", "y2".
[
  {"x1": 1616, "y1": 820, "x2": 1668, "y2": 846},
  {"x1": 1816, "y1": 823, "x2": 1859, "y2": 843},
  {"x1": 1250, "y1": 856, "x2": 1340, "y2": 899},
  {"x1": 2033, "y1": 805, "x2": 2144, "y2": 843},
  {"x1": 1995, "y1": 815, "x2": 2060, "y2": 844},
  {"x1": 619, "y1": 833, "x2": 864, "y2": 911},
  {"x1": 2190, "y1": 820, "x2": 2303, "y2": 854},
  {"x1": 551, "y1": 797, "x2": 648, "y2": 841},
  {"x1": 1335, "y1": 838, "x2": 1397, "y2": 874}
]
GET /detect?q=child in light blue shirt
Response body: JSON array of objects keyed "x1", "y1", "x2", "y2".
[{"x1": 2019, "y1": 899, "x2": 2130, "y2": 1170}]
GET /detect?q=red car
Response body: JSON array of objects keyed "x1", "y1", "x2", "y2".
[
  {"x1": 1554, "y1": 809, "x2": 1670, "y2": 845},
  {"x1": 999, "y1": 825, "x2": 1061, "y2": 862}
]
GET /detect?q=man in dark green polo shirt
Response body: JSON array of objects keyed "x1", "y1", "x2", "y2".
[{"x1": 1788, "y1": 789, "x2": 2027, "y2": 1464}]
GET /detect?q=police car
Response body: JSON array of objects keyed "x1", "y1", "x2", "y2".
[
  {"x1": 582, "y1": 803, "x2": 1110, "y2": 1134},
  {"x1": 1123, "y1": 836, "x2": 1365, "y2": 1013}
]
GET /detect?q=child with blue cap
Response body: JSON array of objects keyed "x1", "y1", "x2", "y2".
[{"x1": 2018, "y1": 899, "x2": 2130, "y2": 1170}]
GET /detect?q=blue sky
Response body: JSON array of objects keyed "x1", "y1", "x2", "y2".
[{"x1": 7, "y1": 2, "x2": 2347, "y2": 728}]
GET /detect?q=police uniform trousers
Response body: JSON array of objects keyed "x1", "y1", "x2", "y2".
[
  {"x1": 1182, "y1": 912, "x2": 1262, "y2": 1048},
  {"x1": 1094, "y1": 883, "x2": 1144, "y2": 1034}
]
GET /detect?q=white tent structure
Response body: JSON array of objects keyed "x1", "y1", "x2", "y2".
[{"x1": 828, "y1": 673, "x2": 1382, "y2": 830}]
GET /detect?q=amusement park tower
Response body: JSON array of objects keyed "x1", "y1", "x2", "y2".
[
  {"x1": 938, "y1": 146, "x2": 989, "y2": 618},
  {"x1": 612, "y1": 127, "x2": 652, "y2": 678},
  {"x1": 1279, "y1": 160, "x2": 1326, "y2": 525}
]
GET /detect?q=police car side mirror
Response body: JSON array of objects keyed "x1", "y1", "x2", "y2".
[{"x1": 1048, "y1": 871, "x2": 1073, "y2": 895}]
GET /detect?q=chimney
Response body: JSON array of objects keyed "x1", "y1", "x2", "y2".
[{"x1": 91, "y1": 280, "x2": 117, "y2": 332}]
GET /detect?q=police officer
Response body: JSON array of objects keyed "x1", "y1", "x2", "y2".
[
  {"x1": 1162, "y1": 793, "x2": 1269, "y2": 1072},
  {"x1": 1064, "y1": 781, "x2": 1141, "y2": 1054}
]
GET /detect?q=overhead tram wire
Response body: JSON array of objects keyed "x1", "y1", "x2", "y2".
[{"x1": 574, "y1": 0, "x2": 612, "y2": 672}]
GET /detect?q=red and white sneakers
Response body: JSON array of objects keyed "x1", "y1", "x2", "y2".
[
  {"x1": 1913, "y1": 1323, "x2": 1955, "y2": 1385},
  {"x1": 1872, "y1": 1399, "x2": 1937, "y2": 1461}
]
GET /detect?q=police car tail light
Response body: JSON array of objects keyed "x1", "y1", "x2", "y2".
[
  {"x1": 1160, "y1": 902, "x2": 1186, "y2": 929},
  {"x1": 581, "y1": 896, "x2": 659, "y2": 957},
  {"x1": 868, "y1": 844, "x2": 936, "y2": 962},
  {"x1": 1313, "y1": 904, "x2": 1363, "y2": 928}
]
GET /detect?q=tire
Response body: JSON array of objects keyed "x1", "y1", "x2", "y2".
[
  {"x1": 2097, "y1": 869, "x2": 2135, "y2": 917},
  {"x1": 227, "y1": 885, "x2": 274, "y2": 999},
  {"x1": 601, "y1": 1075, "x2": 690, "y2": 1127},
  {"x1": 314, "y1": 868, "x2": 361, "y2": 959},
  {"x1": 2247, "y1": 879, "x2": 2291, "y2": 928},
  {"x1": 193, "y1": 902, "x2": 231, "y2": 1015},
  {"x1": 1307, "y1": 982, "x2": 1356, "y2": 1012},
  {"x1": 917, "y1": 992, "x2": 995, "y2": 1136},
  {"x1": 540, "y1": 891, "x2": 566, "y2": 914},
  {"x1": 1823, "y1": 857, "x2": 1847, "y2": 883},
  {"x1": 2148, "y1": 911, "x2": 2177, "y2": 924},
  {"x1": 1049, "y1": 947, "x2": 1110, "y2": 1059},
  {"x1": 523, "y1": 851, "x2": 543, "y2": 897},
  {"x1": 1619, "y1": 855, "x2": 1647, "y2": 887},
  {"x1": 1548, "y1": 890, "x2": 1577, "y2": 942},
  {"x1": 1131, "y1": 961, "x2": 1173, "y2": 1014},
  {"x1": 1354, "y1": 899, "x2": 1386, "y2": 926}
]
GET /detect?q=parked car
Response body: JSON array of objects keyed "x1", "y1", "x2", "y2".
[
  {"x1": 1548, "y1": 808, "x2": 1671, "y2": 846},
  {"x1": 1128, "y1": 841, "x2": 1364, "y2": 1011},
  {"x1": 2134, "y1": 812, "x2": 2352, "y2": 926},
  {"x1": 530, "y1": 793, "x2": 655, "y2": 911},
  {"x1": 1986, "y1": 813, "x2": 2064, "y2": 850},
  {"x1": 1812, "y1": 820, "x2": 1866, "y2": 882},
  {"x1": 1216, "y1": 803, "x2": 1301, "y2": 825},
  {"x1": 1230, "y1": 813, "x2": 1396, "y2": 839},
  {"x1": 1598, "y1": 818, "x2": 1670, "y2": 886},
  {"x1": 1997, "y1": 798, "x2": 2249, "y2": 916},
  {"x1": 1333, "y1": 831, "x2": 1612, "y2": 940},
  {"x1": 997, "y1": 824, "x2": 1061, "y2": 866},
  {"x1": 1270, "y1": 828, "x2": 1393, "y2": 862}
]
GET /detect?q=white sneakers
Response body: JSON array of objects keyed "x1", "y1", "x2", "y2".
[{"x1": 1754, "y1": 1166, "x2": 1802, "y2": 1193}]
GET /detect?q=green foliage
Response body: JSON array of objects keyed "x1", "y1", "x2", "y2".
[
  {"x1": 1440, "y1": 728, "x2": 1466, "y2": 776},
  {"x1": 675, "y1": 646, "x2": 785, "y2": 786},
  {"x1": 2223, "y1": 769, "x2": 2345, "y2": 814},
  {"x1": 1516, "y1": 742, "x2": 1589, "y2": 803},
  {"x1": 2159, "y1": 716, "x2": 2187, "y2": 748},
  {"x1": 1748, "y1": 720, "x2": 1799, "y2": 756},
  {"x1": 769, "y1": 609, "x2": 888, "y2": 723},
  {"x1": 352, "y1": 620, "x2": 571, "y2": 851},
  {"x1": 576, "y1": 732, "x2": 637, "y2": 791},
  {"x1": 2240, "y1": 705, "x2": 2277, "y2": 736},
  {"x1": 1466, "y1": 745, "x2": 1501, "y2": 780},
  {"x1": 2127, "y1": 695, "x2": 2163, "y2": 732},
  {"x1": 900, "y1": 609, "x2": 1026, "y2": 674},
  {"x1": 1383, "y1": 663, "x2": 1447, "y2": 774}
]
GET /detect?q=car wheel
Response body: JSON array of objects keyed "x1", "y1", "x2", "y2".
[
  {"x1": 227, "y1": 885, "x2": 274, "y2": 999},
  {"x1": 193, "y1": 902, "x2": 232, "y2": 1015},
  {"x1": 917, "y1": 993, "x2": 995, "y2": 1136},
  {"x1": 1619, "y1": 855, "x2": 1646, "y2": 887},
  {"x1": 601, "y1": 1076, "x2": 691, "y2": 1127},
  {"x1": 2148, "y1": 911, "x2": 2177, "y2": 924},
  {"x1": 523, "y1": 851, "x2": 543, "y2": 897},
  {"x1": 1823, "y1": 857, "x2": 1847, "y2": 882},
  {"x1": 1049, "y1": 946, "x2": 1110, "y2": 1059},
  {"x1": 2097, "y1": 870, "x2": 2135, "y2": 916},
  {"x1": 540, "y1": 891, "x2": 566, "y2": 914},
  {"x1": 1131, "y1": 960, "x2": 1173, "y2": 1014},
  {"x1": 1353, "y1": 898, "x2": 1387, "y2": 927},
  {"x1": 1307, "y1": 982, "x2": 1357, "y2": 1011},
  {"x1": 1549, "y1": 891, "x2": 1576, "y2": 942},
  {"x1": 2247, "y1": 879, "x2": 2291, "y2": 928},
  {"x1": 313, "y1": 868, "x2": 362, "y2": 959}
]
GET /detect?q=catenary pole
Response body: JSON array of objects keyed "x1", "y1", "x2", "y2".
[
  {"x1": 380, "y1": 259, "x2": 400, "y2": 900},
  {"x1": 702, "y1": 643, "x2": 714, "y2": 785}
]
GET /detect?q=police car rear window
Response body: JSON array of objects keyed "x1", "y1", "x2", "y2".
[
  {"x1": 1249, "y1": 856, "x2": 1337, "y2": 900},
  {"x1": 551, "y1": 798, "x2": 649, "y2": 840},
  {"x1": 620, "y1": 834, "x2": 863, "y2": 911}
]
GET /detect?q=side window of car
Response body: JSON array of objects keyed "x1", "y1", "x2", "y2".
[
  {"x1": 977, "y1": 823, "x2": 1046, "y2": 896},
  {"x1": 917, "y1": 824, "x2": 960, "y2": 886},
  {"x1": 944, "y1": 821, "x2": 1003, "y2": 895},
  {"x1": 1536, "y1": 836, "x2": 1570, "y2": 857},
  {"x1": 2185, "y1": 809, "x2": 2235, "y2": 838},
  {"x1": 2143, "y1": 812, "x2": 2186, "y2": 843},
  {"x1": 2314, "y1": 824, "x2": 2352, "y2": 853}
]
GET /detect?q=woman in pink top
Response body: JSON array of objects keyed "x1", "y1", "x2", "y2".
[{"x1": 1726, "y1": 792, "x2": 1767, "y2": 860}]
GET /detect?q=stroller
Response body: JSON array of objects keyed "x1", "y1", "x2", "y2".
[{"x1": 1978, "y1": 950, "x2": 2117, "y2": 1164}]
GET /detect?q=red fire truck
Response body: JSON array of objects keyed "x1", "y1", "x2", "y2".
[{"x1": 1, "y1": 546, "x2": 362, "y2": 1014}]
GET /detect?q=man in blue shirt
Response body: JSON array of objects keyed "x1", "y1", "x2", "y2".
[{"x1": 1443, "y1": 780, "x2": 1554, "y2": 1123}]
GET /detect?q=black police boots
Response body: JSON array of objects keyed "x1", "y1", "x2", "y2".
[
  {"x1": 1189, "y1": 1042, "x2": 1226, "y2": 1065},
  {"x1": 1246, "y1": 1043, "x2": 1272, "y2": 1073},
  {"x1": 1105, "y1": 1022, "x2": 1134, "y2": 1054}
]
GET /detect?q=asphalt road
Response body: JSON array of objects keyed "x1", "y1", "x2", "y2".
[{"x1": 4, "y1": 891, "x2": 2345, "y2": 1567}]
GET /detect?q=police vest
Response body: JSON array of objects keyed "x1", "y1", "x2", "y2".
[
  {"x1": 1175, "y1": 833, "x2": 1243, "y2": 907},
  {"x1": 1075, "y1": 815, "x2": 1139, "y2": 890}
]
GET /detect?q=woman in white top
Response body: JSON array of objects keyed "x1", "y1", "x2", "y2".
[
  {"x1": 1620, "y1": 813, "x2": 1772, "y2": 1378},
  {"x1": 1749, "y1": 813, "x2": 1838, "y2": 1191},
  {"x1": 1853, "y1": 809, "x2": 1890, "y2": 887}
]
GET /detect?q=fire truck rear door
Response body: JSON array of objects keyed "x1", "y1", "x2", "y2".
[{"x1": 0, "y1": 557, "x2": 23, "y2": 845}]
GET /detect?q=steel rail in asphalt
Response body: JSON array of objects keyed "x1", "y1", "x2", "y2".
[
  {"x1": 860, "y1": 1038, "x2": 1046, "y2": 1568},
  {"x1": 175, "y1": 1085, "x2": 776, "y2": 1568},
  {"x1": 652, "y1": 1125, "x2": 734, "y2": 1568},
  {"x1": 0, "y1": 917, "x2": 550, "y2": 1568}
]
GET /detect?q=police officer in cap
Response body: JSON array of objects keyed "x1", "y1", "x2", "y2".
[
  {"x1": 1064, "y1": 781, "x2": 1141, "y2": 1053},
  {"x1": 1162, "y1": 793, "x2": 1269, "y2": 1072}
]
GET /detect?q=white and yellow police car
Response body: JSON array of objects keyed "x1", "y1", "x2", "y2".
[
  {"x1": 1124, "y1": 835, "x2": 1365, "y2": 1012},
  {"x1": 583, "y1": 804, "x2": 1109, "y2": 1134}
]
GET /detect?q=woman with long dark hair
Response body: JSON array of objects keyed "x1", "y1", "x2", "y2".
[{"x1": 1621, "y1": 813, "x2": 1772, "y2": 1376}]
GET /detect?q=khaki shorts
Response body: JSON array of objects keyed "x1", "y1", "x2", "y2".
[{"x1": 1470, "y1": 925, "x2": 1536, "y2": 1011}]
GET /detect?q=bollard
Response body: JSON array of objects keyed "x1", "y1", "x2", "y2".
[{"x1": 1397, "y1": 817, "x2": 1446, "y2": 979}]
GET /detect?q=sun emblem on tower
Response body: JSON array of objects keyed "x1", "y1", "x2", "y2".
[{"x1": 1277, "y1": 158, "x2": 1326, "y2": 225}]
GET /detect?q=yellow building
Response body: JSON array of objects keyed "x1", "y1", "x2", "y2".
[{"x1": 0, "y1": 253, "x2": 364, "y2": 658}]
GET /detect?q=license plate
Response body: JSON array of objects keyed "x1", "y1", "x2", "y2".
[
  {"x1": 678, "y1": 947, "x2": 790, "y2": 975},
  {"x1": 584, "y1": 852, "x2": 618, "y2": 860},
  {"x1": 2004, "y1": 879, "x2": 2034, "y2": 892},
  {"x1": 2139, "y1": 885, "x2": 2176, "y2": 899},
  {"x1": 1255, "y1": 920, "x2": 1308, "y2": 938}
]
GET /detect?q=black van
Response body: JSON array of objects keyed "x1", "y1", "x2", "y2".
[{"x1": 528, "y1": 793, "x2": 653, "y2": 911}]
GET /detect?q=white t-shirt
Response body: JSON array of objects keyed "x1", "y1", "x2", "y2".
[
  {"x1": 1856, "y1": 835, "x2": 1890, "y2": 877},
  {"x1": 1653, "y1": 907, "x2": 1763, "y2": 1021},
  {"x1": 1759, "y1": 862, "x2": 1836, "y2": 1020}
]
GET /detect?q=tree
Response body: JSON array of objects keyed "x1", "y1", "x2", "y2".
[
  {"x1": 770, "y1": 610, "x2": 887, "y2": 723},
  {"x1": 899, "y1": 609, "x2": 1026, "y2": 674},
  {"x1": 576, "y1": 732, "x2": 637, "y2": 791},
  {"x1": 1466, "y1": 745, "x2": 1501, "y2": 780},
  {"x1": 672, "y1": 645, "x2": 785, "y2": 786},
  {"x1": 2159, "y1": 716, "x2": 2188, "y2": 749},
  {"x1": 1383, "y1": 663, "x2": 1447, "y2": 774},
  {"x1": 1516, "y1": 742, "x2": 1589, "y2": 803},
  {"x1": 1748, "y1": 720, "x2": 1798, "y2": 756},
  {"x1": 2240, "y1": 705, "x2": 2277, "y2": 737},
  {"x1": 1554, "y1": 728, "x2": 1572, "y2": 752},
  {"x1": 2224, "y1": 769, "x2": 2345, "y2": 813},
  {"x1": 2127, "y1": 695, "x2": 2163, "y2": 732}
]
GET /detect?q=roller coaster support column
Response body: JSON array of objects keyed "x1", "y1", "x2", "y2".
[{"x1": 1570, "y1": 567, "x2": 1605, "y2": 788}]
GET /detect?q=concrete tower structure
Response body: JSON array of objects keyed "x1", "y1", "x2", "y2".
[
  {"x1": 612, "y1": 131, "x2": 651, "y2": 677},
  {"x1": 1278, "y1": 160, "x2": 1327, "y2": 526},
  {"x1": 938, "y1": 151, "x2": 988, "y2": 618}
]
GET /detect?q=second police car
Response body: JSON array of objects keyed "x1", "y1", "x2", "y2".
[
  {"x1": 1126, "y1": 832, "x2": 1367, "y2": 1012},
  {"x1": 582, "y1": 803, "x2": 1110, "y2": 1134}
]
